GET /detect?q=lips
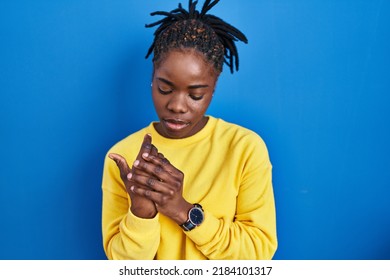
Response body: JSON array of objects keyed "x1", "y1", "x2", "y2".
[{"x1": 163, "y1": 118, "x2": 190, "y2": 131}]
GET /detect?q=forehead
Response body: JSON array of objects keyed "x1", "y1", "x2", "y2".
[{"x1": 154, "y1": 49, "x2": 218, "y2": 82}]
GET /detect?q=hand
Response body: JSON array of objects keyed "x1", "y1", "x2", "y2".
[
  {"x1": 129, "y1": 137, "x2": 192, "y2": 225},
  {"x1": 108, "y1": 134, "x2": 158, "y2": 218}
]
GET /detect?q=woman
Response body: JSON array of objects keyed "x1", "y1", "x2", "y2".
[{"x1": 102, "y1": 0, "x2": 277, "y2": 260}]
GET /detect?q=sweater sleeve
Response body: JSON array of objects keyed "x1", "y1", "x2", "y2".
[
  {"x1": 185, "y1": 135, "x2": 278, "y2": 259},
  {"x1": 101, "y1": 153, "x2": 160, "y2": 260}
]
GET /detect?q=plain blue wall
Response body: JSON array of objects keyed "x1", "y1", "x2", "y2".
[{"x1": 1, "y1": 0, "x2": 389, "y2": 260}]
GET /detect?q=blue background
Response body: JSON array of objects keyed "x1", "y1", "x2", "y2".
[{"x1": 1, "y1": 0, "x2": 389, "y2": 260}]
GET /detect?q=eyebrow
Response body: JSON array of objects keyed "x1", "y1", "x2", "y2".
[{"x1": 156, "y1": 77, "x2": 209, "y2": 89}]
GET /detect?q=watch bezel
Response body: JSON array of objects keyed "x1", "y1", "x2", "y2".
[
  {"x1": 188, "y1": 205, "x2": 204, "y2": 226},
  {"x1": 180, "y1": 203, "x2": 204, "y2": 231}
]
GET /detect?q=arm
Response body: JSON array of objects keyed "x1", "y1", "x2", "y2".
[
  {"x1": 130, "y1": 134, "x2": 277, "y2": 259},
  {"x1": 191, "y1": 136, "x2": 277, "y2": 259},
  {"x1": 101, "y1": 135, "x2": 161, "y2": 260},
  {"x1": 190, "y1": 160, "x2": 277, "y2": 259}
]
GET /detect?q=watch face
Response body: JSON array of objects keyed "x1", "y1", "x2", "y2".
[{"x1": 189, "y1": 207, "x2": 204, "y2": 226}]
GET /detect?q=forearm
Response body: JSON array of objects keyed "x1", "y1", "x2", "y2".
[
  {"x1": 104, "y1": 208, "x2": 161, "y2": 260},
  {"x1": 186, "y1": 163, "x2": 277, "y2": 260},
  {"x1": 102, "y1": 184, "x2": 160, "y2": 259},
  {"x1": 186, "y1": 209, "x2": 277, "y2": 260}
]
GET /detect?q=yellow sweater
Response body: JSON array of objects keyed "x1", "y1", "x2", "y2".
[{"x1": 101, "y1": 116, "x2": 277, "y2": 259}]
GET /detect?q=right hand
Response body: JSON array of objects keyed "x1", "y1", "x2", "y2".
[{"x1": 108, "y1": 134, "x2": 158, "y2": 218}]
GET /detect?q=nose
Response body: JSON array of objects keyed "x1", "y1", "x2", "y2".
[{"x1": 166, "y1": 93, "x2": 188, "y2": 113}]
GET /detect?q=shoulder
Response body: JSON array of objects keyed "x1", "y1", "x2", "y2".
[
  {"x1": 211, "y1": 117, "x2": 271, "y2": 164},
  {"x1": 213, "y1": 117, "x2": 267, "y2": 148}
]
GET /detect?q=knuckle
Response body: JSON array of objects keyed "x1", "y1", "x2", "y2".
[
  {"x1": 118, "y1": 158, "x2": 127, "y2": 169},
  {"x1": 139, "y1": 160, "x2": 148, "y2": 170},
  {"x1": 173, "y1": 181, "x2": 181, "y2": 189},
  {"x1": 154, "y1": 165, "x2": 163, "y2": 174},
  {"x1": 134, "y1": 160, "x2": 147, "y2": 171},
  {"x1": 161, "y1": 195, "x2": 169, "y2": 205},
  {"x1": 151, "y1": 145, "x2": 158, "y2": 154},
  {"x1": 142, "y1": 143, "x2": 152, "y2": 150},
  {"x1": 177, "y1": 171, "x2": 184, "y2": 180},
  {"x1": 145, "y1": 189, "x2": 152, "y2": 197},
  {"x1": 147, "y1": 177, "x2": 155, "y2": 187}
]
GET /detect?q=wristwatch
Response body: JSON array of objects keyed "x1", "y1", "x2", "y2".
[{"x1": 180, "y1": 203, "x2": 204, "y2": 231}]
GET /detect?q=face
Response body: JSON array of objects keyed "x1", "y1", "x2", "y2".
[{"x1": 152, "y1": 50, "x2": 218, "y2": 139}]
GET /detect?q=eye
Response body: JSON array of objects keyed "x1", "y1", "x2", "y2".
[
  {"x1": 158, "y1": 86, "x2": 173, "y2": 95},
  {"x1": 189, "y1": 94, "x2": 204, "y2": 101}
]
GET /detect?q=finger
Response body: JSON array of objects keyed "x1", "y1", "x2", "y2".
[
  {"x1": 132, "y1": 141, "x2": 159, "y2": 178},
  {"x1": 158, "y1": 153, "x2": 170, "y2": 165},
  {"x1": 128, "y1": 172, "x2": 174, "y2": 196},
  {"x1": 109, "y1": 153, "x2": 131, "y2": 177},
  {"x1": 142, "y1": 153, "x2": 180, "y2": 177},
  {"x1": 108, "y1": 153, "x2": 131, "y2": 185},
  {"x1": 157, "y1": 152, "x2": 166, "y2": 161},
  {"x1": 150, "y1": 144, "x2": 159, "y2": 157},
  {"x1": 130, "y1": 185, "x2": 166, "y2": 204},
  {"x1": 132, "y1": 158, "x2": 172, "y2": 183},
  {"x1": 139, "y1": 134, "x2": 153, "y2": 158}
]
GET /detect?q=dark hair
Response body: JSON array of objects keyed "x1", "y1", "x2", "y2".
[{"x1": 145, "y1": 0, "x2": 248, "y2": 74}]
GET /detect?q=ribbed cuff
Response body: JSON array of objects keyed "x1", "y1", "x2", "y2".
[
  {"x1": 184, "y1": 209, "x2": 220, "y2": 246},
  {"x1": 125, "y1": 209, "x2": 160, "y2": 232}
]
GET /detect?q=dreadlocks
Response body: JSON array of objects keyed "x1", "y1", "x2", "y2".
[{"x1": 145, "y1": 0, "x2": 248, "y2": 74}]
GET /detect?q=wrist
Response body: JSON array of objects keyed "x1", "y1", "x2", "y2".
[
  {"x1": 173, "y1": 202, "x2": 193, "y2": 225},
  {"x1": 130, "y1": 204, "x2": 157, "y2": 219}
]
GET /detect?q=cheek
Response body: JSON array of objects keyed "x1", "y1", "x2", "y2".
[
  {"x1": 189, "y1": 99, "x2": 211, "y2": 117},
  {"x1": 198, "y1": 95, "x2": 213, "y2": 112},
  {"x1": 152, "y1": 91, "x2": 164, "y2": 107},
  {"x1": 195, "y1": 100, "x2": 208, "y2": 111},
  {"x1": 152, "y1": 93, "x2": 164, "y2": 115}
]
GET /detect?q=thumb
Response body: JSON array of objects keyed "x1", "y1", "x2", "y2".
[{"x1": 108, "y1": 153, "x2": 131, "y2": 181}]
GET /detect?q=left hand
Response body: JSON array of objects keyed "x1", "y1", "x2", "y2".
[{"x1": 128, "y1": 142, "x2": 192, "y2": 225}]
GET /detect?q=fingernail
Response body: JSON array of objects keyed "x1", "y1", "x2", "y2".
[
  {"x1": 130, "y1": 186, "x2": 135, "y2": 192},
  {"x1": 142, "y1": 153, "x2": 149, "y2": 158},
  {"x1": 127, "y1": 173, "x2": 132, "y2": 179},
  {"x1": 134, "y1": 160, "x2": 139, "y2": 167}
]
